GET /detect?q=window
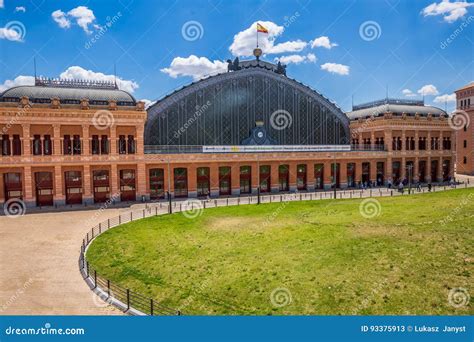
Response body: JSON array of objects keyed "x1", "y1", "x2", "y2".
[
  {"x1": 118, "y1": 135, "x2": 126, "y2": 154},
  {"x1": 464, "y1": 140, "x2": 467, "y2": 148},
  {"x1": 1, "y1": 135, "x2": 10, "y2": 156},
  {"x1": 63, "y1": 135, "x2": 72, "y2": 155},
  {"x1": 127, "y1": 135, "x2": 135, "y2": 154},
  {"x1": 101, "y1": 135, "x2": 109, "y2": 154},
  {"x1": 240, "y1": 166, "x2": 251, "y2": 194},
  {"x1": 73, "y1": 135, "x2": 81, "y2": 155},
  {"x1": 33, "y1": 135, "x2": 42, "y2": 155},
  {"x1": 464, "y1": 157, "x2": 467, "y2": 164},
  {"x1": 91, "y1": 135, "x2": 100, "y2": 155},
  {"x1": 12, "y1": 135, "x2": 21, "y2": 155},
  {"x1": 43, "y1": 135, "x2": 52, "y2": 155}
]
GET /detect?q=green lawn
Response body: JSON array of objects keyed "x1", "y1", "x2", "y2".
[{"x1": 86, "y1": 188, "x2": 473, "y2": 315}]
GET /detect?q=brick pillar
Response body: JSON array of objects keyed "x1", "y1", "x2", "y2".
[
  {"x1": 188, "y1": 165, "x2": 197, "y2": 198},
  {"x1": 136, "y1": 163, "x2": 148, "y2": 201},
  {"x1": 23, "y1": 166, "x2": 34, "y2": 207},
  {"x1": 110, "y1": 164, "x2": 120, "y2": 201},
  {"x1": 426, "y1": 157, "x2": 432, "y2": 183},
  {"x1": 83, "y1": 164, "x2": 93, "y2": 204},
  {"x1": 414, "y1": 157, "x2": 419, "y2": 182},
  {"x1": 449, "y1": 158, "x2": 455, "y2": 179},
  {"x1": 370, "y1": 160, "x2": 377, "y2": 183},
  {"x1": 386, "y1": 157, "x2": 392, "y2": 184},
  {"x1": 110, "y1": 126, "x2": 117, "y2": 155},
  {"x1": 370, "y1": 131, "x2": 375, "y2": 150},
  {"x1": 401, "y1": 157, "x2": 406, "y2": 181},
  {"x1": 355, "y1": 161, "x2": 362, "y2": 186},
  {"x1": 231, "y1": 164, "x2": 240, "y2": 196},
  {"x1": 306, "y1": 162, "x2": 315, "y2": 192},
  {"x1": 54, "y1": 165, "x2": 65, "y2": 206},
  {"x1": 339, "y1": 161, "x2": 348, "y2": 189},
  {"x1": 385, "y1": 131, "x2": 392, "y2": 152},
  {"x1": 427, "y1": 131, "x2": 431, "y2": 151},
  {"x1": 53, "y1": 124, "x2": 61, "y2": 155},
  {"x1": 251, "y1": 161, "x2": 259, "y2": 194},
  {"x1": 323, "y1": 161, "x2": 332, "y2": 190},
  {"x1": 210, "y1": 163, "x2": 220, "y2": 197},
  {"x1": 289, "y1": 162, "x2": 298, "y2": 192},
  {"x1": 415, "y1": 131, "x2": 419, "y2": 151},
  {"x1": 22, "y1": 124, "x2": 31, "y2": 156},
  {"x1": 271, "y1": 163, "x2": 280, "y2": 193},
  {"x1": 136, "y1": 126, "x2": 144, "y2": 155},
  {"x1": 82, "y1": 125, "x2": 90, "y2": 156},
  {"x1": 401, "y1": 130, "x2": 406, "y2": 151},
  {"x1": 437, "y1": 157, "x2": 443, "y2": 182}
]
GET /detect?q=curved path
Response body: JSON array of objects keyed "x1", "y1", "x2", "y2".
[{"x1": 1, "y1": 175, "x2": 473, "y2": 315}]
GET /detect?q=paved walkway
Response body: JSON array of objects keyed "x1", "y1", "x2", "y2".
[{"x1": 1, "y1": 175, "x2": 473, "y2": 316}]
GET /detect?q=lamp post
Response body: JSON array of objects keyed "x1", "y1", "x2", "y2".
[{"x1": 257, "y1": 154, "x2": 261, "y2": 204}]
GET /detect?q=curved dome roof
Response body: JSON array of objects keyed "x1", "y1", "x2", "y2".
[
  {"x1": 146, "y1": 61, "x2": 349, "y2": 146},
  {"x1": 347, "y1": 99, "x2": 446, "y2": 120},
  {"x1": 1, "y1": 85, "x2": 136, "y2": 104}
]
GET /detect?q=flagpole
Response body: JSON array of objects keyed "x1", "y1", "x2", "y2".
[{"x1": 257, "y1": 27, "x2": 259, "y2": 48}]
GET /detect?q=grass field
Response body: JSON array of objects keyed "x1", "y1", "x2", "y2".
[{"x1": 86, "y1": 188, "x2": 473, "y2": 315}]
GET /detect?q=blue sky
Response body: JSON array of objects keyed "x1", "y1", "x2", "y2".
[{"x1": 0, "y1": 0, "x2": 473, "y2": 112}]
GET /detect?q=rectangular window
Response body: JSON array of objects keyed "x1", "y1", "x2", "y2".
[
  {"x1": 63, "y1": 135, "x2": 72, "y2": 155},
  {"x1": 73, "y1": 135, "x2": 81, "y2": 155},
  {"x1": 91, "y1": 135, "x2": 100, "y2": 155},
  {"x1": 43, "y1": 135, "x2": 52, "y2": 155},
  {"x1": 12, "y1": 135, "x2": 21, "y2": 155},
  {"x1": 101, "y1": 135, "x2": 109, "y2": 154},
  {"x1": 118, "y1": 135, "x2": 126, "y2": 154}
]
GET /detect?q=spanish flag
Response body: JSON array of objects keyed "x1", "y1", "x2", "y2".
[{"x1": 257, "y1": 23, "x2": 268, "y2": 34}]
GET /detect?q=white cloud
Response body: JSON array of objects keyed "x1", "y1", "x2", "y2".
[
  {"x1": 320, "y1": 63, "x2": 350, "y2": 75},
  {"x1": 402, "y1": 88, "x2": 417, "y2": 97},
  {"x1": 0, "y1": 67, "x2": 138, "y2": 93},
  {"x1": 52, "y1": 10, "x2": 71, "y2": 29},
  {"x1": 229, "y1": 21, "x2": 307, "y2": 57},
  {"x1": 275, "y1": 53, "x2": 317, "y2": 65},
  {"x1": 433, "y1": 93, "x2": 456, "y2": 103},
  {"x1": 422, "y1": 0, "x2": 474, "y2": 23},
  {"x1": 417, "y1": 84, "x2": 439, "y2": 96},
  {"x1": 141, "y1": 99, "x2": 157, "y2": 109},
  {"x1": 311, "y1": 36, "x2": 338, "y2": 49},
  {"x1": 52, "y1": 6, "x2": 97, "y2": 34},
  {"x1": 59, "y1": 66, "x2": 138, "y2": 93},
  {"x1": 0, "y1": 0, "x2": 4, "y2": 9},
  {"x1": 0, "y1": 75, "x2": 34, "y2": 92},
  {"x1": 15, "y1": 6, "x2": 26, "y2": 13},
  {"x1": 0, "y1": 27, "x2": 23, "y2": 42},
  {"x1": 161, "y1": 55, "x2": 227, "y2": 80}
]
